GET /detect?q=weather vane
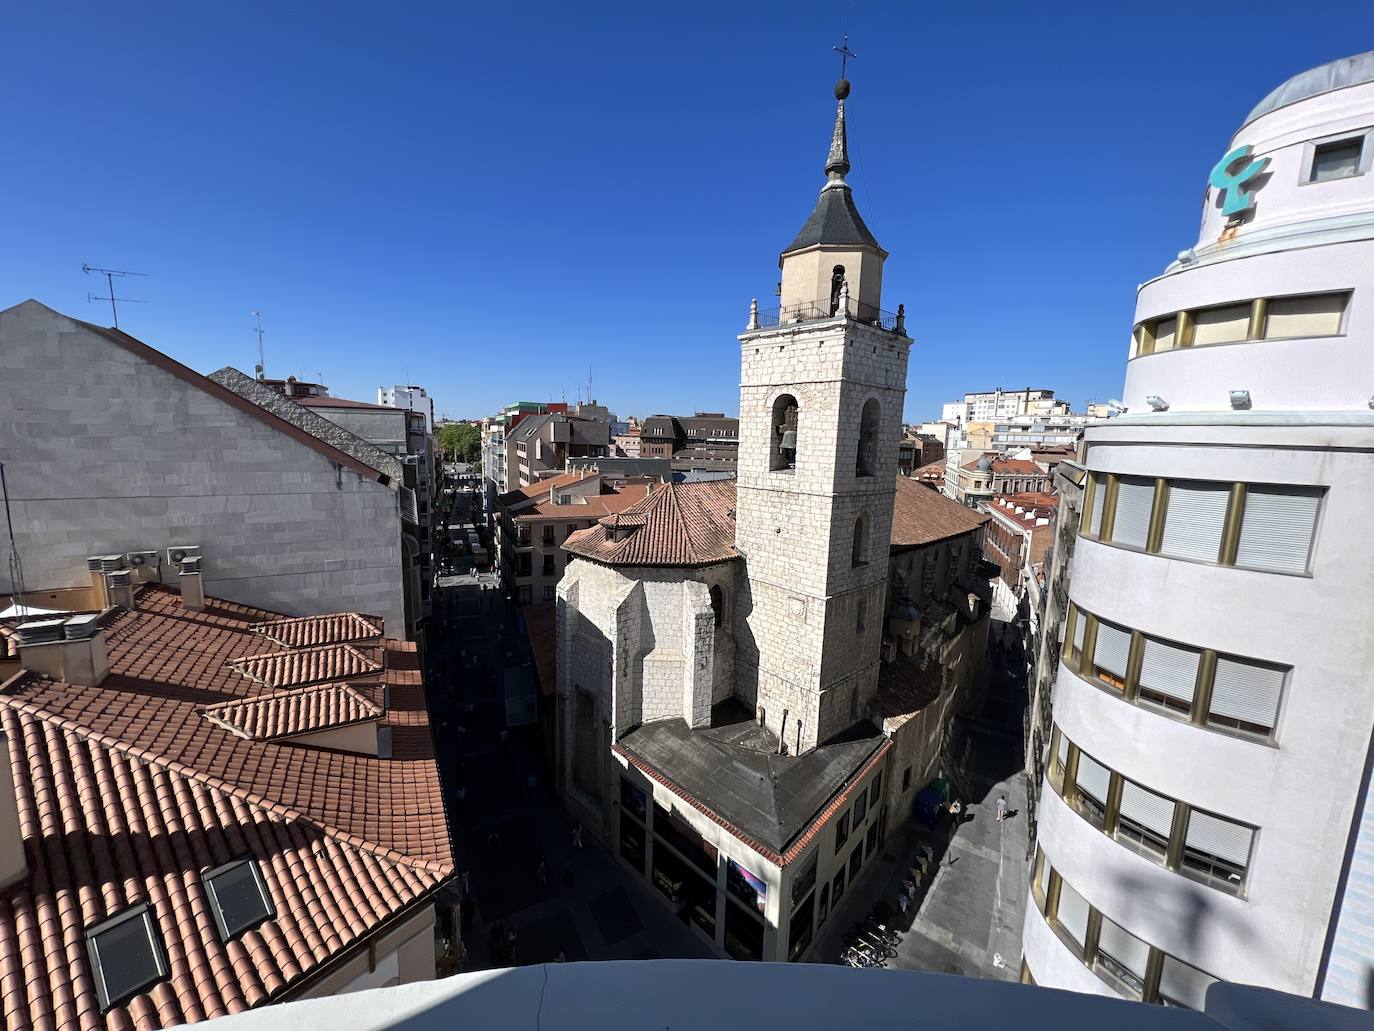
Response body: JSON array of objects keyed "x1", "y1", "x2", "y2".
[{"x1": 833, "y1": 34, "x2": 857, "y2": 79}]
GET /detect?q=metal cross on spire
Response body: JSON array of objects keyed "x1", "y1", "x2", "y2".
[{"x1": 833, "y1": 34, "x2": 857, "y2": 79}]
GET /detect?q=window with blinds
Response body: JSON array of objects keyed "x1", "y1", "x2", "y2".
[
  {"x1": 1073, "y1": 752, "x2": 1110, "y2": 828},
  {"x1": 1159, "y1": 482, "x2": 1229, "y2": 562},
  {"x1": 1152, "y1": 316, "x2": 1178, "y2": 353},
  {"x1": 1115, "y1": 779, "x2": 1175, "y2": 859},
  {"x1": 1035, "y1": 850, "x2": 1051, "y2": 909},
  {"x1": 1071, "y1": 607, "x2": 1086, "y2": 661},
  {"x1": 1209, "y1": 656, "x2": 1285, "y2": 735},
  {"x1": 1158, "y1": 955, "x2": 1217, "y2": 1010},
  {"x1": 1182, "y1": 808, "x2": 1254, "y2": 894},
  {"x1": 1082, "y1": 474, "x2": 1106, "y2": 538},
  {"x1": 1055, "y1": 881, "x2": 1090, "y2": 951},
  {"x1": 1235, "y1": 486, "x2": 1321, "y2": 574},
  {"x1": 1110, "y1": 476, "x2": 1154, "y2": 549},
  {"x1": 1137, "y1": 637, "x2": 1200, "y2": 716},
  {"x1": 1050, "y1": 727, "x2": 1070, "y2": 792},
  {"x1": 1092, "y1": 621, "x2": 1131, "y2": 690},
  {"x1": 1191, "y1": 303, "x2": 1253, "y2": 346},
  {"x1": 1264, "y1": 292, "x2": 1347, "y2": 338},
  {"x1": 1095, "y1": 917, "x2": 1151, "y2": 998}
]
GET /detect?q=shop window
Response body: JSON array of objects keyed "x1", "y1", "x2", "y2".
[
  {"x1": 1309, "y1": 136, "x2": 1363, "y2": 182},
  {"x1": 724, "y1": 899, "x2": 764, "y2": 962},
  {"x1": 770, "y1": 395, "x2": 799, "y2": 471}
]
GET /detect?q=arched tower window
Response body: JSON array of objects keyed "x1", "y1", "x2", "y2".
[
  {"x1": 770, "y1": 394, "x2": 799, "y2": 471},
  {"x1": 829, "y1": 265, "x2": 846, "y2": 315},
  {"x1": 851, "y1": 513, "x2": 868, "y2": 568},
  {"x1": 710, "y1": 584, "x2": 725, "y2": 628},
  {"x1": 856, "y1": 398, "x2": 881, "y2": 477}
]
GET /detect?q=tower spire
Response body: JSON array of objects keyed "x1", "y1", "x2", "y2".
[{"x1": 826, "y1": 35, "x2": 857, "y2": 187}]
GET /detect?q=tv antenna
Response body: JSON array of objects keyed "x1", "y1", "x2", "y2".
[
  {"x1": 252, "y1": 310, "x2": 266, "y2": 379},
  {"x1": 82, "y1": 264, "x2": 148, "y2": 330}
]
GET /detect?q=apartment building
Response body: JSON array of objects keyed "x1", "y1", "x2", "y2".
[
  {"x1": 379, "y1": 383, "x2": 435, "y2": 431},
  {"x1": 943, "y1": 388, "x2": 1063, "y2": 426},
  {"x1": 480, "y1": 401, "x2": 569, "y2": 528},
  {"x1": 639, "y1": 412, "x2": 740, "y2": 475},
  {"x1": 496, "y1": 471, "x2": 649, "y2": 604},
  {"x1": 948, "y1": 455, "x2": 1052, "y2": 508},
  {"x1": 0, "y1": 302, "x2": 410, "y2": 634},
  {"x1": 0, "y1": 573, "x2": 453, "y2": 1030},
  {"x1": 1024, "y1": 52, "x2": 1374, "y2": 1009},
  {"x1": 982, "y1": 493, "x2": 1056, "y2": 612}
]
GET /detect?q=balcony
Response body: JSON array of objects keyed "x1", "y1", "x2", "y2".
[{"x1": 747, "y1": 295, "x2": 905, "y2": 334}]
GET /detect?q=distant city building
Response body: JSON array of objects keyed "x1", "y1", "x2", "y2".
[
  {"x1": 981, "y1": 492, "x2": 1057, "y2": 612},
  {"x1": 379, "y1": 384, "x2": 435, "y2": 431},
  {"x1": 1024, "y1": 53, "x2": 1374, "y2": 1008},
  {"x1": 942, "y1": 388, "x2": 1064, "y2": 426},
  {"x1": 639, "y1": 413, "x2": 740, "y2": 474},
  {"x1": 948, "y1": 454, "x2": 1051, "y2": 508}
]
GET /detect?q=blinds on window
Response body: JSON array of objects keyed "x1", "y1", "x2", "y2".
[
  {"x1": 1185, "y1": 810, "x2": 1253, "y2": 865},
  {"x1": 1210, "y1": 657, "x2": 1285, "y2": 729},
  {"x1": 1139, "y1": 638, "x2": 1200, "y2": 705},
  {"x1": 1056, "y1": 729, "x2": 1070, "y2": 769},
  {"x1": 1153, "y1": 317, "x2": 1178, "y2": 353},
  {"x1": 1159, "y1": 482, "x2": 1229, "y2": 562},
  {"x1": 1159, "y1": 955, "x2": 1216, "y2": 1010},
  {"x1": 1075, "y1": 752, "x2": 1111, "y2": 803},
  {"x1": 1111, "y1": 477, "x2": 1154, "y2": 548},
  {"x1": 1037, "y1": 855, "x2": 1051, "y2": 900},
  {"x1": 1087, "y1": 475, "x2": 1106, "y2": 536},
  {"x1": 1264, "y1": 293, "x2": 1346, "y2": 338},
  {"x1": 1118, "y1": 779, "x2": 1175, "y2": 837},
  {"x1": 1192, "y1": 303, "x2": 1252, "y2": 346},
  {"x1": 1093, "y1": 622, "x2": 1132, "y2": 678},
  {"x1": 1072, "y1": 609, "x2": 1086, "y2": 657},
  {"x1": 1056, "y1": 881, "x2": 1090, "y2": 947},
  {"x1": 1235, "y1": 486, "x2": 1321, "y2": 574},
  {"x1": 1097, "y1": 917, "x2": 1151, "y2": 978}
]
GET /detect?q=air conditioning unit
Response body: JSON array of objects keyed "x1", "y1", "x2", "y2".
[
  {"x1": 179, "y1": 556, "x2": 202, "y2": 574},
  {"x1": 167, "y1": 545, "x2": 201, "y2": 566},
  {"x1": 86, "y1": 554, "x2": 126, "y2": 573},
  {"x1": 126, "y1": 551, "x2": 161, "y2": 582}
]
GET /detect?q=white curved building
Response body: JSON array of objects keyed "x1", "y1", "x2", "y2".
[{"x1": 1023, "y1": 53, "x2": 1374, "y2": 1009}]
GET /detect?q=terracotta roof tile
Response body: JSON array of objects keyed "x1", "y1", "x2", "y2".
[
  {"x1": 0, "y1": 585, "x2": 453, "y2": 1031},
  {"x1": 515, "y1": 484, "x2": 650, "y2": 522},
  {"x1": 227, "y1": 643, "x2": 381, "y2": 689},
  {"x1": 889, "y1": 476, "x2": 989, "y2": 549},
  {"x1": 249, "y1": 613, "x2": 384, "y2": 649},
  {"x1": 201, "y1": 683, "x2": 384, "y2": 740},
  {"x1": 564, "y1": 481, "x2": 739, "y2": 567}
]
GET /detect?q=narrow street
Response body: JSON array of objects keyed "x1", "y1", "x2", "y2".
[{"x1": 426, "y1": 550, "x2": 712, "y2": 970}]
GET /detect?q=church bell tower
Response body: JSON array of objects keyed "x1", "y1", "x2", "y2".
[{"x1": 734, "y1": 74, "x2": 911, "y2": 757}]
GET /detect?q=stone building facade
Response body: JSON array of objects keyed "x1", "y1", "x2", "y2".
[
  {"x1": 0, "y1": 301, "x2": 408, "y2": 633},
  {"x1": 554, "y1": 79, "x2": 993, "y2": 963}
]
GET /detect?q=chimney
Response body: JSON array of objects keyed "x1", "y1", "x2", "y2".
[
  {"x1": 86, "y1": 554, "x2": 125, "y2": 607},
  {"x1": 16, "y1": 616, "x2": 109, "y2": 686},
  {"x1": 105, "y1": 569, "x2": 135, "y2": 610},
  {"x1": 179, "y1": 557, "x2": 205, "y2": 611},
  {"x1": 0, "y1": 730, "x2": 26, "y2": 891}
]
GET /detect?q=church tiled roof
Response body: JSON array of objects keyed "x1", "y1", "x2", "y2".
[{"x1": 564, "y1": 480, "x2": 740, "y2": 568}]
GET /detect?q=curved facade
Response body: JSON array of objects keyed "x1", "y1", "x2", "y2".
[{"x1": 1023, "y1": 57, "x2": 1374, "y2": 1009}]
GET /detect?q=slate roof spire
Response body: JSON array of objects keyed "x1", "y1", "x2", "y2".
[{"x1": 824, "y1": 78, "x2": 852, "y2": 185}]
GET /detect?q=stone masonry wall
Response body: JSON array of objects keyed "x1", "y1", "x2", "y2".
[{"x1": 0, "y1": 303, "x2": 405, "y2": 633}]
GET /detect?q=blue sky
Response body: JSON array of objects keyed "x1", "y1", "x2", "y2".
[{"x1": 4, "y1": 3, "x2": 1372, "y2": 422}]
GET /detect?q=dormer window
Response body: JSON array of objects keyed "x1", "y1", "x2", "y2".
[
  {"x1": 85, "y1": 903, "x2": 168, "y2": 1011},
  {"x1": 203, "y1": 857, "x2": 275, "y2": 941}
]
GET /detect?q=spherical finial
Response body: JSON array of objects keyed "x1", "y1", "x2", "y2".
[{"x1": 834, "y1": 78, "x2": 851, "y2": 100}]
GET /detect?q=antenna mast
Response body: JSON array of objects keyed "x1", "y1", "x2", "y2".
[
  {"x1": 82, "y1": 264, "x2": 149, "y2": 329},
  {"x1": 252, "y1": 311, "x2": 266, "y2": 380}
]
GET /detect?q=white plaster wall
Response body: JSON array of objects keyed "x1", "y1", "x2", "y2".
[
  {"x1": 0, "y1": 303, "x2": 406, "y2": 632},
  {"x1": 1034, "y1": 433, "x2": 1374, "y2": 996}
]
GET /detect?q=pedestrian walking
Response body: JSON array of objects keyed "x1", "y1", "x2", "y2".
[
  {"x1": 506, "y1": 926, "x2": 518, "y2": 965},
  {"x1": 996, "y1": 795, "x2": 1007, "y2": 823},
  {"x1": 898, "y1": 892, "x2": 909, "y2": 915},
  {"x1": 572, "y1": 823, "x2": 583, "y2": 849}
]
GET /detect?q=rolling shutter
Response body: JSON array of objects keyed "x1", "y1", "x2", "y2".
[
  {"x1": 1152, "y1": 317, "x2": 1178, "y2": 353},
  {"x1": 1093, "y1": 622, "x2": 1132, "y2": 679},
  {"x1": 1235, "y1": 486, "x2": 1321, "y2": 574},
  {"x1": 1264, "y1": 293, "x2": 1346, "y2": 338},
  {"x1": 1037, "y1": 854, "x2": 1051, "y2": 900},
  {"x1": 1055, "y1": 881, "x2": 1090, "y2": 947},
  {"x1": 1086, "y1": 474, "x2": 1106, "y2": 537},
  {"x1": 1138, "y1": 638, "x2": 1200, "y2": 706},
  {"x1": 1097, "y1": 917, "x2": 1151, "y2": 979},
  {"x1": 1191, "y1": 303, "x2": 1251, "y2": 346},
  {"x1": 1075, "y1": 752, "x2": 1110, "y2": 804},
  {"x1": 1072, "y1": 609, "x2": 1086, "y2": 657},
  {"x1": 1159, "y1": 955, "x2": 1216, "y2": 1009},
  {"x1": 1160, "y1": 482, "x2": 1229, "y2": 562},
  {"x1": 1056, "y1": 729, "x2": 1070, "y2": 770},
  {"x1": 1118, "y1": 779, "x2": 1175, "y2": 837},
  {"x1": 1111, "y1": 477, "x2": 1154, "y2": 549},
  {"x1": 1209, "y1": 657, "x2": 1285, "y2": 729},
  {"x1": 1185, "y1": 810, "x2": 1253, "y2": 867}
]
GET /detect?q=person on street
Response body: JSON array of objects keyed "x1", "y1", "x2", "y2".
[
  {"x1": 554, "y1": 947, "x2": 567, "y2": 963},
  {"x1": 996, "y1": 795, "x2": 1007, "y2": 822},
  {"x1": 572, "y1": 824, "x2": 583, "y2": 849}
]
